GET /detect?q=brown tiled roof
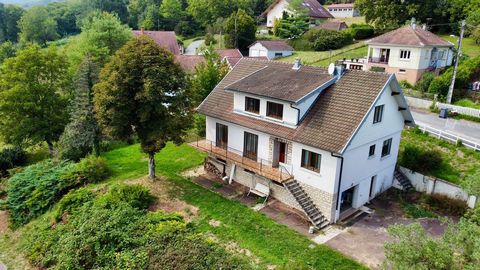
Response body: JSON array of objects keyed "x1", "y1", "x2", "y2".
[
  {"x1": 217, "y1": 49, "x2": 243, "y2": 59},
  {"x1": 226, "y1": 56, "x2": 268, "y2": 69},
  {"x1": 250, "y1": 40, "x2": 293, "y2": 51},
  {"x1": 176, "y1": 55, "x2": 206, "y2": 72},
  {"x1": 132, "y1": 30, "x2": 181, "y2": 55},
  {"x1": 317, "y1": 21, "x2": 348, "y2": 31},
  {"x1": 327, "y1": 3, "x2": 355, "y2": 9},
  {"x1": 262, "y1": 0, "x2": 333, "y2": 19},
  {"x1": 225, "y1": 65, "x2": 332, "y2": 102},
  {"x1": 197, "y1": 58, "x2": 392, "y2": 153},
  {"x1": 368, "y1": 26, "x2": 453, "y2": 47}
]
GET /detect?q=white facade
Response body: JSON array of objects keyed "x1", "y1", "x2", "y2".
[
  {"x1": 249, "y1": 42, "x2": 293, "y2": 60},
  {"x1": 327, "y1": 6, "x2": 360, "y2": 18},
  {"x1": 205, "y1": 79, "x2": 410, "y2": 222},
  {"x1": 265, "y1": 0, "x2": 289, "y2": 27}
]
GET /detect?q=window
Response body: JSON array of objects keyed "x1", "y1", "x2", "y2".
[
  {"x1": 245, "y1": 97, "x2": 260, "y2": 114},
  {"x1": 368, "y1": 145, "x2": 376, "y2": 157},
  {"x1": 215, "y1": 123, "x2": 228, "y2": 149},
  {"x1": 381, "y1": 138, "x2": 392, "y2": 157},
  {"x1": 438, "y1": 50, "x2": 445, "y2": 60},
  {"x1": 274, "y1": 52, "x2": 283, "y2": 57},
  {"x1": 243, "y1": 132, "x2": 258, "y2": 160},
  {"x1": 266, "y1": 101, "x2": 284, "y2": 120},
  {"x1": 373, "y1": 105, "x2": 384, "y2": 124},
  {"x1": 400, "y1": 50, "x2": 411, "y2": 60},
  {"x1": 399, "y1": 69, "x2": 406, "y2": 73},
  {"x1": 301, "y1": 149, "x2": 321, "y2": 173}
]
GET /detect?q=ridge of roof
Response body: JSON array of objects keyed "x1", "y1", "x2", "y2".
[{"x1": 367, "y1": 25, "x2": 452, "y2": 47}]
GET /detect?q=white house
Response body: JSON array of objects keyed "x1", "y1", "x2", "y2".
[
  {"x1": 327, "y1": 3, "x2": 360, "y2": 18},
  {"x1": 262, "y1": 0, "x2": 333, "y2": 28},
  {"x1": 196, "y1": 58, "x2": 414, "y2": 228},
  {"x1": 365, "y1": 22, "x2": 454, "y2": 84},
  {"x1": 249, "y1": 40, "x2": 293, "y2": 60}
]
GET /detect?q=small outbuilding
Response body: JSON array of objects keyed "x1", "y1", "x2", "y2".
[{"x1": 248, "y1": 40, "x2": 294, "y2": 60}]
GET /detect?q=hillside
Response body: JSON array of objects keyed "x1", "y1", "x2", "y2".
[{"x1": 0, "y1": 0, "x2": 62, "y2": 7}]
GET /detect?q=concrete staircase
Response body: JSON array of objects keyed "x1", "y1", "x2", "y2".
[
  {"x1": 394, "y1": 168, "x2": 414, "y2": 191},
  {"x1": 284, "y1": 180, "x2": 329, "y2": 229}
]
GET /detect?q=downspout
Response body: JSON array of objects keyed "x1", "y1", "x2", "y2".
[
  {"x1": 331, "y1": 152, "x2": 344, "y2": 223},
  {"x1": 290, "y1": 104, "x2": 301, "y2": 124}
]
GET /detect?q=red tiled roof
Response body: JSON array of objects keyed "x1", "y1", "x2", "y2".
[
  {"x1": 217, "y1": 49, "x2": 243, "y2": 59},
  {"x1": 176, "y1": 55, "x2": 206, "y2": 72},
  {"x1": 250, "y1": 40, "x2": 293, "y2": 51},
  {"x1": 132, "y1": 30, "x2": 181, "y2": 55},
  {"x1": 226, "y1": 57, "x2": 268, "y2": 69},
  {"x1": 327, "y1": 3, "x2": 355, "y2": 9},
  {"x1": 317, "y1": 21, "x2": 348, "y2": 31},
  {"x1": 368, "y1": 26, "x2": 453, "y2": 47}
]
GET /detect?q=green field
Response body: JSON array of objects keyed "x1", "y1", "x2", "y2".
[
  {"x1": 440, "y1": 34, "x2": 480, "y2": 58},
  {"x1": 278, "y1": 42, "x2": 368, "y2": 67}
]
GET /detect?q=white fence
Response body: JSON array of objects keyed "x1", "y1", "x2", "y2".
[
  {"x1": 405, "y1": 96, "x2": 480, "y2": 117},
  {"x1": 414, "y1": 125, "x2": 480, "y2": 151},
  {"x1": 396, "y1": 166, "x2": 477, "y2": 208}
]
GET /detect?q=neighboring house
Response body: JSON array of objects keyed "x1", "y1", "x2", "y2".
[
  {"x1": 177, "y1": 49, "x2": 245, "y2": 72},
  {"x1": 365, "y1": 23, "x2": 454, "y2": 84},
  {"x1": 132, "y1": 29, "x2": 181, "y2": 55},
  {"x1": 327, "y1": 3, "x2": 360, "y2": 18},
  {"x1": 249, "y1": 40, "x2": 294, "y2": 60},
  {"x1": 196, "y1": 58, "x2": 414, "y2": 228},
  {"x1": 262, "y1": 0, "x2": 333, "y2": 28},
  {"x1": 316, "y1": 21, "x2": 348, "y2": 31}
]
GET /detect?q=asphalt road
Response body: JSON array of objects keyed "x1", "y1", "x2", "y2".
[
  {"x1": 411, "y1": 109, "x2": 480, "y2": 142},
  {"x1": 184, "y1": 40, "x2": 204, "y2": 55}
]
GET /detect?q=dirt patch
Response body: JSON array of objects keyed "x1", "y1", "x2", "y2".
[
  {"x1": 205, "y1": 233, "x2": 262, "y2": 266},
  {"x1": 208, "y1": 219, "x2": 222, "y2": 227},
  {"x1": 0, "y1": 211, "x2": 9, "y2": 235},
  {"x1": 181, "y1": 165, "x2": 205, "y2": 178},
  {"x1": 125, "y1": 177, "x2": 199, "y2": 222}
]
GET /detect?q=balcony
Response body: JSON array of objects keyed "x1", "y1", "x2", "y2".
[
  {"x1": 368, "y1": 57, "x2": 389, "y2": 64},
  {"x1": 192, "y1": 139, "x2": 293, "y2": 183}
]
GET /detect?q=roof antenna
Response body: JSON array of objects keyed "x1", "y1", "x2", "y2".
[{"x1": 292, "y1": 58, "x2": 302, "y2": 70}]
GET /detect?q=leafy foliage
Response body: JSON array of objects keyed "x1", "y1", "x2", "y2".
[
  {"x1": 0, "y1": 146, "x2": 27, "y2": 176},
  {"x1": 94, "y1": 36, "x2": 193, "y2": 178},
  {"x1": 224, "y1": 9, "x2": 256, "y2": 51},
  {"x1": 18, "y1": 6, "x2": 58, "y2": 45},
  {"x1": 0, "y1": 3, "x2": 24, "y2": 42},
  {"x1": 95, "y1": 184, "x2": 154, "y2": 210},
  {"x1": 462, "y1": 169, "x2": 480, "y2": 197},
  {"x1": 415, "y1": 72, "x2": 435, "y2": 93},
  {"x1": 346, "y1": 23, "x2": 375, "y2": 40},
  {"x1": 0, "y1": 44, "x2": 70, "y2": 150},
  {"x1": 303, "y1": 28, "x2": 353, "y2": 51},
  {"x1": 400, "y1": 144, "x2": 443, "y2": 175},
  {"x1": 275, "y1": 15, "x2": 310, "y2": 39},
  {"x1": 58, "y1": 56, "x2": 100, "y2": 161}
]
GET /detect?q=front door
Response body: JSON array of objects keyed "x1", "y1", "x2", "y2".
[
  {"x1": 272, "y1": 140, "x2": 287, "y2": 168},
  {"x1": 340, "y1": 186, "x2": 356, "y2": 213}
]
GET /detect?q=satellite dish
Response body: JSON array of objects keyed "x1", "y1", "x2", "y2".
[{"x1": 328, "y1": 63, "x2": 335, "y2": 76}]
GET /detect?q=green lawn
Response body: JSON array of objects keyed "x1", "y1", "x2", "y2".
[
  {"x1": 328, "y1": 16, "x2": 366, "y2": 26},
  {"x1": 454, "y1": 99, "x2": 480, "y2": 110},
  {"x1": 100, "y1": 143, "x2": 365, "y2": 269},
  {"x1": 278, "y1": 43, "x2": 367, "y2": 67},
  {"x1": 440, "y1": 34, "x2": 480, "y2": 58},
  {"x1": 400, "y1": 129, "x2": 480, "y2": 184}
]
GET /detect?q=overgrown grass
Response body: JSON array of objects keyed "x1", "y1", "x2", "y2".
[
  {"x1": 278, "y1": 43, "x2": 367, "y2": 67},
  {"x1": 454, "y1": 98, "x2": 480, "y2": 109},
  {"x1": 400, "y1": 128, "x2": 480, "y2": 184},
  {"x1": 401, "y1": 203, "x2": 437, "y2": 219},
  {"x1": 440, "y1": 34, "x2": 480, "y2": 58},
  {"x1": 101, "y1": 143, "x2": 365, "y2": 269}
]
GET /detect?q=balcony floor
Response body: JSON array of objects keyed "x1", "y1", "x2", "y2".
[{"x1": 191, "y1": 140, "x2": 292, "y2": 183}]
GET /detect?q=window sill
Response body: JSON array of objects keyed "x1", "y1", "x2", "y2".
[
  {"x1": 266, "y1": 116, "x2": 284, "y2": 123},
  {"x1": 244, "y1": 111, "x2": 260, "y2": 116},
  {"x1": 380, "y1": 154, "x2": 390, "y2": 160},
  {"x1": 299, "y1": 167, "x2": 321, "y2": 176},
  {"x1": 368, "y1": 155, "x2": 376, "y2": 160}
]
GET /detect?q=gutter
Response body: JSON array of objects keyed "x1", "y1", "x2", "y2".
[
  {"x1": 331, "y1": 152, "x2": 344, "y2": 223},
  {"x1": 290, "y1": 104, "x2": 301, "y2": 124}
]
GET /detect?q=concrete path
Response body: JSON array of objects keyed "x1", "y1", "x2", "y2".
[
  {"x1": 184, "y1": 40, "x2": 204, "y2": 55},
  {"x1": 411, "y1": 109, "x2": 480, "y2": 142}
]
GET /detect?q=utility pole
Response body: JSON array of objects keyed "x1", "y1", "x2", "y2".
[{"x1": 446, "y1": 20, "x2": 466, "y2": 104}]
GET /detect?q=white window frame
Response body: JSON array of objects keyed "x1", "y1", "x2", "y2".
[{"x1": 400, "y1": 50, "x2": 411, "y2": 60}]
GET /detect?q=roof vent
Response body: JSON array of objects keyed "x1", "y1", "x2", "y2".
[
  {"x1": 292, "y1": 58, "x2": 302, "y2": 70},
  {"x1": 411, "y1": 18, "x2": 416, "y2": 30}
]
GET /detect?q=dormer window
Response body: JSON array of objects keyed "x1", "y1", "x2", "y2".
[
  {"x1": 267, "y1": 101, "x2": 284, "y2": 120},
  {"x1": 245, "y1": 97, "x2": 260, "y2": 114}
]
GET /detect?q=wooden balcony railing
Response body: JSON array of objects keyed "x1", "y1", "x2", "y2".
[{"x1": 193, "y1": 138, "x2": 293, "y2": 183}]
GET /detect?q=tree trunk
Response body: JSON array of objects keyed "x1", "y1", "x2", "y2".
[
  {"x1": 148, "y1": 152, "x2": 156, "y2": 180},
  {"x1": 47, "y1": 141, "x2": 54, "y2": 157}
]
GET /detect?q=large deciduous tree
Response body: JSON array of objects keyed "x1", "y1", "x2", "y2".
[
  {"x1": 0, "y1": 45, "x2": 70, "y2": 155},
  {"x1": 0, "y1": 4, "x2": 24, "y2": 43},
  {"x1": 224, "y1": 9, "x2": 256, "y2": 51},
  {"x1": 58, "y1": 56, "x2": 101, "y2": 161},
  {"x1": 18, "y1": 6, "x2": 58, "y2": 45},
  {"x1": 94, "y1": 36, "x2": 193, "y2": 179}
]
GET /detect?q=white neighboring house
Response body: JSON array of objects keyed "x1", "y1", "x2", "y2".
[
  {"x1": 249, "y1": 40, "x2": 294, "y2": 60},
  {"x1": 196, "y1": 58, "x2": 414, "y2": 228},
  {"x1": 327, "y1": 3, "x2": 360, "y2": 18},
  {"x1": 262, "y1": 0, "x2": 333, "y2": 28}
]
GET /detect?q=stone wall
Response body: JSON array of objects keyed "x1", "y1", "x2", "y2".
[{"x1": 206, "y1": 156, "x2": 336, "y2": 222}]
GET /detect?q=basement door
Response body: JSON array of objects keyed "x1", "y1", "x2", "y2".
[{"x1": 272, "y1": 140, "x2": 286, "y2": 168}]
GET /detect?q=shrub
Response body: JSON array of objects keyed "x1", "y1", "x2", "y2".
[
  {"x1": 54, "y1": 188, "x2": 96, "y2": 221},
  {"x1": 62, "y1": 155, "x2": 110, "y2": 184},
  {"x1": 415, "y1": 72, "x2": 435, "y2": 93},
  {"x1": 423, "y1": 193, "x2": 467, "y2": 217},
  {"x1": 0, "y1": 146, "x2": 27, "y2": 176},
  {"x1": 465, "y1": 207, "x2": 480, "y2": 225},
  {"x1": 288, "y1": 38, "x2": 314, "y2": 51},
  {"x1": 400, "y1": 144, "x2": 443, "y2": 174},
  {"x1": 95, "y1": 184, "x2": 155, "y2": 210},
  {"x1": 204, "y1": 33, "x2": 215, "y2": 46},
  {"x1": 303, "y1": 28, "x2": 353, "y2": 51},
  {"x1": 347, "y1": 23, "x2": 375, "y2": 39},
  {"x1": 399, "y1": 80, "x2": 414, "y2": 89}
]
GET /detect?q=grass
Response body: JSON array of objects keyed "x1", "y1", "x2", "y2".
[
  {"x1": 401, "y1": 203, "x2": 437, "y2": 219},
  {"x1": 454, "y1": 99, "x2": 480, "y2": 109},
  {"x1": 328, "y1": 16, "x2": 366, "y2": 26},
  {"x1": 100, "y1": 143, "x2": 365, "y2": 269},
  {"x1": 439, "y1": 34, "x2": 480, "y2": 58},
  {"x1": 400, "y1": 128, "x2": 480, "y2": 185},
  {"x1": 278, "y1": 43, "x2": 367, "y2": 67}
]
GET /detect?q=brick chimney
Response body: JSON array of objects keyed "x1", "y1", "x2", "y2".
[{"x1": 292, "y1": 58, "x2": 302, "y2": 70}]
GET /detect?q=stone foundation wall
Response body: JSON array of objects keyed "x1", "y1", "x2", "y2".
[{"x1": 206, "y1": 156, "x2": 336, "y2": 222}]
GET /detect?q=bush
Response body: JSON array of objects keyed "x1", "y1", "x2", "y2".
[
  {"x1": 303, "y1": 28, "x2": 353, "y2": 51},
  {"x1": 204, "y1": 33, "x2": 215, "y2": 46},
  {"x1": 288, "y1": 38, "x2": 314, "y2": 51},
  {"x1": 465, "y1": 207, "x2": 480, "y2": 225},
  {"x1": 347, "y1": 23, "x2": 375, "y2": 39},
  {"x1": 399, "y1": 80, "x2": 414, "y2": 89},
  {"x1": 400, "y1": 144, "x2": 443, "y2": 174},
  {"x1": 95, "y1": 184, "x2": 155, "y2": 210},
  {"x1": 415, "y1": 72, "x2": 435, "y2": 93},
  {"x1": 0, "y1": 146, "x2": 27, "y2": 176},
  {"x1": 423, "y1": 194, "x2": 467, "y2": 217},
  {"x1": 62, "y1": 155, "x2": 110, "y2": 184},
  {"x1": 54, "y1": 188, "x2": 96, "y2": 221}
]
